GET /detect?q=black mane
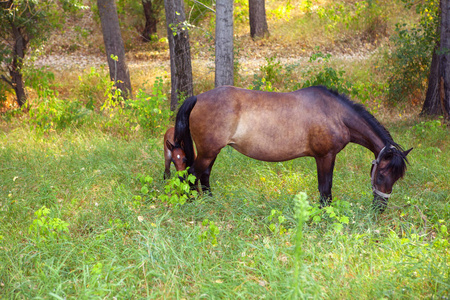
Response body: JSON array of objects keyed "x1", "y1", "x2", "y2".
[{"x1": 316, "y1": 86, "x2": 409, "y2": 178}]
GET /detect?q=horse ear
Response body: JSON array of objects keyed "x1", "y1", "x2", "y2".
[
  {"x1": 166, "y1": 140, "x2": 174, "y2": 151},
  {"x1": 403, "y1": 148, "x2": 413, "y2": 157}
]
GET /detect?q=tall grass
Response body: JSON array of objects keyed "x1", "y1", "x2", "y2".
[{"x1": 1, "y1": 113, "x2": 448, "y2": 298}]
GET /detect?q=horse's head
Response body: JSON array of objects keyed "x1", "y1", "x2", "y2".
[
  {"x1": 166, "y1": 140, "x2": 188, "y2": 172},
  {"x1": 371, "y1": 145, "x2": 412, "y2": 212}
]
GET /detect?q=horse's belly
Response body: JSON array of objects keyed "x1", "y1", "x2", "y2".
[{"x1": 228, "y1": 136, "x2": 309, "y2": 162}]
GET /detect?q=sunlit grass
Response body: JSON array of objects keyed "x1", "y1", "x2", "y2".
[{"x1": 1, "y1": 113, "x2": 449, "y2": 298}]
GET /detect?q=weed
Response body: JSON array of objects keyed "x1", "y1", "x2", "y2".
[
  {"x1": 268, "y1": 209, "x2": 287, "y2": 235},
  {"x1": 76, "y1": 66, "x2": 110, "y2": 109},
  {"x1": 385, "y1": 0, "x2": 438, "y2": 104},
  {"x1": 159, "y1": 169, "x2": 198, "y2": 207},
  {"x1": 29, "y1": 97, "x2": 91, "y2": 133},
  {"x1": 308, "y1": 199, "x2": 351, "y2": 232},
  {"x1": 28, "y1": 206, "x2": 69, "y2": 242},
  {"x1": 198, "y1": 218, "x2": 220, "y2": 246},
  {"x1": 412, "y1": 117, "x2": 446, "y2": 138}
]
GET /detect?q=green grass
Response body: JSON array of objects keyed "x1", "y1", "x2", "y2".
[{"x1": 1, "y1": 115, "x2": 449, "y2": 299}]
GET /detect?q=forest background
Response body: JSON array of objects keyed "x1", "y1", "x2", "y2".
[{"x1": 0, "y1": 0, "x2": 449, "y2": 298}]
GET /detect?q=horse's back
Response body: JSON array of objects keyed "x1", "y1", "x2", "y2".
[{"x1": 190, "y1": 86, "x2": 351, "y2": 161}]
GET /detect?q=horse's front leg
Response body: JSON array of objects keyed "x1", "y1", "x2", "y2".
[{"x1": 314, "y1": 154, "x2": 336, "y2": 207}]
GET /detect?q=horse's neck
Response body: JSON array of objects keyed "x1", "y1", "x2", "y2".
[{"x1": 346, "y1": 117, "x2": 385, "y2": 156}]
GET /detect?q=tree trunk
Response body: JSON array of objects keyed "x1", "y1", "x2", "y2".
[
  {"x1": 248, "y1": 0, "x2": 269, "y2": 40},
  {"x1": 215, "y1": 0, "x2": 234, "y2": 87},
  {"x1": 422, "y1": 46, "x2": 443, "y2": 115},
  {"x1": 97, "y1": 0, "x2": 132, "y2": 99},
  {"x1": 422, "y1": 0, "x2": 450, "y2": 119},
  {"x1": 10, "y1": 23, "x2": 28, "y2": 108},
  {"x1": 164, "y1": 0, "x2": 194, "y2": 110},
  {"x1": 142, "y1": 0, "x2": 158, "y2": 42},
  {"x1": 439, "y1": 0, "x2": 450, "y2": 119}
]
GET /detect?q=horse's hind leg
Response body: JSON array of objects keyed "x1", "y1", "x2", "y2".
[
  {"x1": 190, "y1": 156, "x2": 218, "y2": 196},
  {"x1": 199, "y1": 158, "x2": 217, "y2": 195}
]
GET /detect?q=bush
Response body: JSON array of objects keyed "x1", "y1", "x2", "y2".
[
  {"x1": 384, "y1": 0, "x2": 439, "y2": 104},
  {"x1": 126, "y1": 77, "x2": 172, "y2": 135},
  {"x1": 29, "y1": 97, "x2": 91, "y2": 132}
]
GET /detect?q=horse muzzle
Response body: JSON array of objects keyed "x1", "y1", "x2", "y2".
[{"x1": 372, "y1": 192, "x2": 389, "y2": 213}]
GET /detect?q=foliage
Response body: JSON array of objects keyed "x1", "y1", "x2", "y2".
[
  {"x1": 268, "y1": 209, "x2": 287, "y2": 235},
  {"x1": 186, "y1": 0, "x2": 215, "y2": 24},
  {"x1": 133, "y1": 173, "x2": 158, "y2": 207},
  {"x1": 126, "y1": 77, "x2": 172, "y2": 134},
  {"x1": 28, "y1": 206, "x2": 70, "y2": 242},
  {"x1": 412, "y1": 117, "x2": 446, "y2": 139},
  {"x1": 0, "y1": 0, "x2": 86, "y2": 106},
  {"x1": 159, "y1": 169, "x2": 198, "y2": 207},
  {"x1": 100, "y1": 76, "x2": 171, "y2": 135},
  {"x1": 198, "y1": 218, "x2": 220, "y2": 246},
  {"x1": 268, "y1": 0, "x2": 294, "y2": 22},
  {"x1": 292, "y1": 192, "x2": 312, "y2": 298},
  {"x1": 28, "y1": 67, "x2": 91, "y2": 133},
  {"x1": 385, "y1": 0, "x2": 439, "y2": 104},
  {"x1": 76, "y1": 66, "x2": 111, "y2": 110},
  {"x1": 29, "y1": 97, "x2": 91, "y2": 132},
  {"x1": 307, "y1": 199, "x2": 351, "y2": 233},
  {"x1": 298, "y1": 49, "x2": 355, "y2": 96},
  {"x1": 250, "y1": 55, "x2": 284, "y2": 91}
]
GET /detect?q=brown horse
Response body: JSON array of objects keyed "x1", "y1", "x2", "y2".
[
  {"x1": 174, "y1": 85, "x2": 412, "y2": 211},
  {"x1": 163, "y1": 127, "x2": 188, "y2": 179}
]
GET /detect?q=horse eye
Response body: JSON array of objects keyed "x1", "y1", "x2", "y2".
[
  {"x1": 377, "y1": 174, "x2": 384, "y2": 183},
  {"x1": 182, "y1": 158, "x2": 187, "y2": 163}
]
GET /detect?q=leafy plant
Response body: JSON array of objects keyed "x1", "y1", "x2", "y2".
[
  {"x1": 412, "y1": 117, "x2": 446, "y2": 138},
  {"x1": 268, "y1": 209, "x2": 287, "y2": 235},
  {"x1": 198, "y1": 218, "x2": 220, "y2": 246},
  {"x1": 292, "y1": 192, "x2": 311, "y2": 297},
  {"x1": 298, "y1": 49, "x2": 354, "y2": 96},
  {"x1": 307, "y1": 199, "x2": 351, "y2": 233},
  {"x1": 159, "y1": 169, "x2": 198, "y2": 207},
  {"x1": 126, "y1": 77, "x2": 172, "y2": 134},
  {"x1": 251, "y1": 55, "x2": 283, "y2": 91},
  {"x1": 28, "y1": 206, "x2": 69, "y2": 242},
  {"x1": 132, "y1": 174, "x2": 157, "y2": 207},
  {"x1": 29, "y1": 97, "x2": 91, "y2": 133},
  {"x1": 76, "y1": 66, "x2": 111, "y2": 110}
]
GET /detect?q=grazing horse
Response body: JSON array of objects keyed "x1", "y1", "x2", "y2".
[
  {"x1": 174, "y1": 85, "x2": 412, "y2": 211},
  {"x1": 163, "y1": 127, "x2": 188, "y2": 179}
]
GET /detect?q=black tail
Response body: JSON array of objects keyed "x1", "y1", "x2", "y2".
[{"x1": 174, "y1": 96, "x2": 197, "y2": 167}]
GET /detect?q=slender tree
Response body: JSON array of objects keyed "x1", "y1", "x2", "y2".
[
  {"x1": 97, "y1": 0, "x2": 132, "y2": 99},
  {"x1": 422, "y1": 0, "x2": 450, "y2": 119},
  {"x1": 248, "y1": 0, "x2": 269, "y2": 40},
  {"x1": 215, "y1": 0, "x2": 234, "y2": 87},
  {"x1": 0, "y1": 0, "x2": 83, "y2": 108},
  {"x1": 164, "y1": 0, "x2": 194, "y2": 110},
  {"x1": 142, "y1": 0, "x2": 164, "y2": 42}
]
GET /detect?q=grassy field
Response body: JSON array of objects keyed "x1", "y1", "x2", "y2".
[
  {"x1": 1, "y1": 0, "x2": 450, "y2": 298},
  {"x1": 0, "y1": 111, "x2": 449, "y2": 298}
]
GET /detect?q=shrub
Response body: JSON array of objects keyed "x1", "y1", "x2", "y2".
[
  {"x1": 384, "y1": 0, "x2": 438, "y2": 104},
  {"x1": 126, "y1": 77, "x2": 172, "y2": 135}
]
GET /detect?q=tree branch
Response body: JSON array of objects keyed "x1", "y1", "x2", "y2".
[
  {"x1": 190, "y1": 0, "x2": 215, "y2": 13},
  {"x1": 0, "y1": 74, "x2": 13, "y2": 88}
]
